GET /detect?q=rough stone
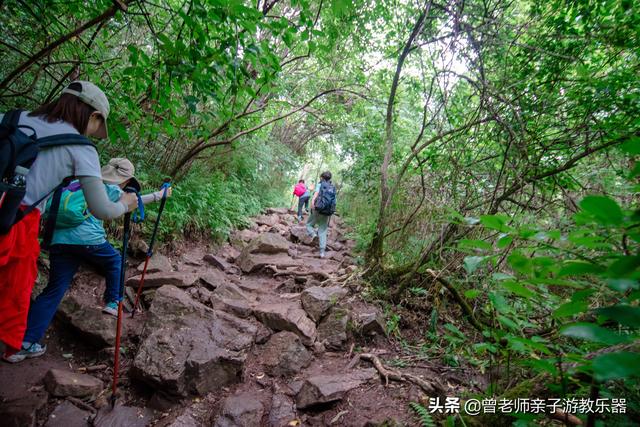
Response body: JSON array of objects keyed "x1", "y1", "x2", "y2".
[
  {"x1": 295, "y1": 369, "x2": 378, "y2": 409},
  {"x1": 45, "y1": 401, "x2": 91, "y2": 427},
  {"x1": 93, "y1": 404, "x2": 154, "y2": 427},
  {"x1": 237, "y1": 253, "x2": 303, "y2": 274},
  {"x1": 167, "y1": 412, "x2": 199, "y2": 427},
  {"x1": 137, "y1": 253, "x2": 172, "y2": 274},
  {"x1": 266, "y1": 207, "x2": 290, "y2": 215},
  {"x1": 0, "y1": 392, "x2": 47, "y2": 427},
  {"x1": 203, "y1": 254, "x2": 233, "y2": 272},
  {"x1": 358, "y1": 311, "x2": 387, "y2": 337},
  {"x1": 255, "y1": 323, "x2": 273, "y2": 344},
  {"x1": 132, "y1": 285, "x2": 256, "y2": 396},
  {"x1": 125, "y1": 271, "x2": 199, "y2": 289},
  {"x1": 199, "y1": 269, "x2": 227, "y2": 290},
  {"x1": 246, "y1": 233, "x2": 291, "y2": 255},
  {"x1": 57, "y1": 296, "x2": 116, "y2": 347},
  {"x1": 214, "y1": 392, "x2": 264, "y2": 427},
  {"x1": 269, "y1": 394, "x2": 297, "y2": 427},
  {"x1": 300, "y1": 286, "x2": 348, "y2": 322},
  {"x1": 230, "y1": 229, "x2": 259, "y2": 248},
  {"x1": 129, "y1": 238, "x2": 149, "y2": 258},
  {"x1": 253, "y1": 301, "x2": 316, "y2": 345},
  {"x1": 210, "y1": 295, "x2": 252, "y2": 318},
  {"x1": 261, "y1": 331, "x2": 313, "y2": 377},
  {"x1": 254, "y1": 214, "x2": 279, "y2": 227},
  {"x1": 316, "y1": 308, "x2": 350, "y2": 350},
  {"x1": 289, "y1": 226, "x2": 315, "y2": 245},
  {"x1": 43, "y1": 369, "x2": 103, "y2": 398}
]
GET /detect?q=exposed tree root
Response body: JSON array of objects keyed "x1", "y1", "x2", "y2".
[{"x1": 349, "y1": 353, "x2": 445, "y2": 396}]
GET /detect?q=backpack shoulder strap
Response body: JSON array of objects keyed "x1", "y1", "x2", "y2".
[
  {"x1": 2, "y1": 109, "x2": 22, "y2": 127},
  {"x1": 38, "y1": 134, "x2": 95, "y2": 150}
]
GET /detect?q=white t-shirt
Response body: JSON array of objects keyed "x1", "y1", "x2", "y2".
[{"x1": 1, "y1": 111, "x2": 102, "y2": 212}]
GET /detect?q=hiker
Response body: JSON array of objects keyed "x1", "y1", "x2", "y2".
[
  {"x1": 0, "y1": 81, "x2": 138, "y2": 359},
  {"x1": 292, "y1": 179, "x2": 308, "y2": 219},
  {"x1": 297, "y1": 186, "x2": 312, "y2": 222},
  {"x1": 4, "y1": 158, "x2": 172, "y2": 363},
  {"x1": 306, "y1": 171, "x2": 337, "y2": 258}
]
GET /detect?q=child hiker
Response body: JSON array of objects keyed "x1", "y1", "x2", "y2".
[
  {"x1": 4, "y1": 158, "x2": 172, "y2": 363},
  {"x1": 0, "y1": 81, "x2": 138, "y2": 358}
]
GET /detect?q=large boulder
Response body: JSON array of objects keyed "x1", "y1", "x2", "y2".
[
  {"x1": 316, "y1": 308, "x2": 350, "y2": 351},
  {"x1": 289, "y1": 226, "x2": 315, "y2": 245},
  {"x1": 237, "y1": 253, "x2": 302, "y2": 274},
  {"x1": 357, "y1": 311, "x2": 387, "y2": 337},
  {"x1": 57, "y1": 296, "x2": 116, "y2": 347},
  {"x1": 261, "y1": 331, "x2": 312, "y2": 377},
  {"x1": 137, "y1": 254, "x2": 172, "y2": 274},
  {"x1": 125, "y1": 272, "x2": 199, "y2": 289},
  {"x1": 43, "y1": 369, "x2": 103, "y2": 398},
  {"x1": 210, "y1": 282, "x2": 253, "y2": 318},
  {"x1": 295, "y1": 369, "x2": 377, "y2": 409},
  {"x1": 45, "y1": 401, "x2": 91, "y2": 427},
  {"x1": 254, "y1": 214, "x2": 279, "y2": 227},
  {"x1": 230, "y1": 229, "x2": 259, "y2": 248},
  {"x1": 131, "y1": 286, "x2": 256, "y2": 396},
  {"x1": 253, "y1": 301, "x2": 316, "y2": 345},
  {"x1": 0, "y1": 392, "x2": 47, "y2": 427},
  {"x1": 214, "y1": 392, "x2": 264, "y2": 427},
  {"x1": 268, "y1": 394, "x2": 297, "y2": 427},
  {"x1": 300, "y1": 286, "x2": 348, "y2": 322},
  {"x1": 199, "y1": 269, "x2": 228, "y2": 290},
  {"x1": 93, "y1": 405, "x2": 154, "y2": 427},
  {"x1": 246, "y1": 233, "x2": 291, "y2": 255},
  {"x1": 266, "y1": 207, "x2": 290, "y2": 215},
  {"x1": 203, "y1": 254, "x2": 233, "y2": 272}
]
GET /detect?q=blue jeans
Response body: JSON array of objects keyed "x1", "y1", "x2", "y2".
[
  {"x1": 297, "y1": 196, "x2": 310, "y2": 219},
  {"x1": 306, "y1": 210, "x2": 329, "y2": 252},
  {"x1": 23, "y1": 242, "x2": 121, "y2": 344}
]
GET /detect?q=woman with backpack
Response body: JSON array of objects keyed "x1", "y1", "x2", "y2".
[
  {"x1": 306, "y1": 171, "x2": 337, "y2": 258},
  {"x1": 4, "y1": 158, "x2": 172, "y2": 363},
  {"x1": 0, "y1": 81, "x2": 138, "y2": 359}
]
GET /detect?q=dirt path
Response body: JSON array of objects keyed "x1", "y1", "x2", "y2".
[{"x1": 0, "y1": 208, "x2": 442, "y2": 426}]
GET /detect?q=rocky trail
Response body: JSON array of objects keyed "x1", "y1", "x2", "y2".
[{"x1": 0, "y1": 208, "x2": 450, "y2": 426}]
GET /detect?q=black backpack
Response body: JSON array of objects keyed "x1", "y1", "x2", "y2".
[
  {"x1": 314, "y1": 180, "x2": 337, "y2": 216},
  {"x1": 0, "y1": 110, "x2": 95, "y2": 239}
]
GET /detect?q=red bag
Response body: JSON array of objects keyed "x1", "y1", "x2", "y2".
[{"x1": 293, "y1": 183, "x2": 307, "y2": 197}]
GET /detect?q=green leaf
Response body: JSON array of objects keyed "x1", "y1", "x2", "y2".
[
  {"x1": 596, "y1": 305, "x2": 640, "y2": 327},
  {"x1": 480, "y1": 214, "x2": 511, "y2": 232},
  {"x1": 553, "y1": 300, "x2": 589, "y2": 318},
  {"x1": 458, "y1": 239, "x2": 493, "y2": 251},
  {"x1": 497, "y1": 235, "x2": 513, "y2": 249},
  {"x1": 508, "y1": 252, "x2": 533, "y2": 275},
  {"x1": 592, "y1": 352, "x2": 640, "y2": 381},
  {"x1": 558, "y1": 261, "x2": 605, "y2": 277},
  {"x1": 463, "y1": 256, "x2": 486, "y2": 274},
  {"x1": 606, "y1": 279, "x2": 640, "y2": 292},
  {"x1": 500, "y1": 280, "x2": 536, "y2": 298},
  {"x1": 619, "y1": 136, "x2": 640, "y2": 155},
  {"x1": 579, "y1": 196, "x2": 623, "y2": 226},
  {"x1": 498, "y1": 315, "x2": 519, "y2": 331},
  {"x1": 464, "y1": 289, "x2": 481, "y2": 299},
  {"x1": 560, "y1": 323, "x2": 629, "y2": 345},
  {"x1": 607, "y1": 256, "x2": 640, "y2": 278}
]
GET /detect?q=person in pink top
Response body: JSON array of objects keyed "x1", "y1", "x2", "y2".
[{"x1": 292, "y1": 179, "x2": 309, "y2": 221}]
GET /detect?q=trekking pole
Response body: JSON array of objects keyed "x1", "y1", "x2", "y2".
[
  {"x1": 131, "y1": 179, "x2": 171, "y2": 317},
  {"x1": 111, "y1": 187, "x2": 144, "y2": 408}
]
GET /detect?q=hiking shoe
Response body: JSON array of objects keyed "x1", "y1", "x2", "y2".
[
  {"x1": 3, "y1": 342, "x2": 46, "y2": 363},
  {"x1": 319, "y1": 251, "x2": 326, "y2": 259},
  {"x1": 102, "y1": 301, "x2": 119, "y2": 317}
]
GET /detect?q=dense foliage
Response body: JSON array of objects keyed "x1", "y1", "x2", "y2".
[{"x1": 1, "y1": 0, "x2": 639, "y2": 424}]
